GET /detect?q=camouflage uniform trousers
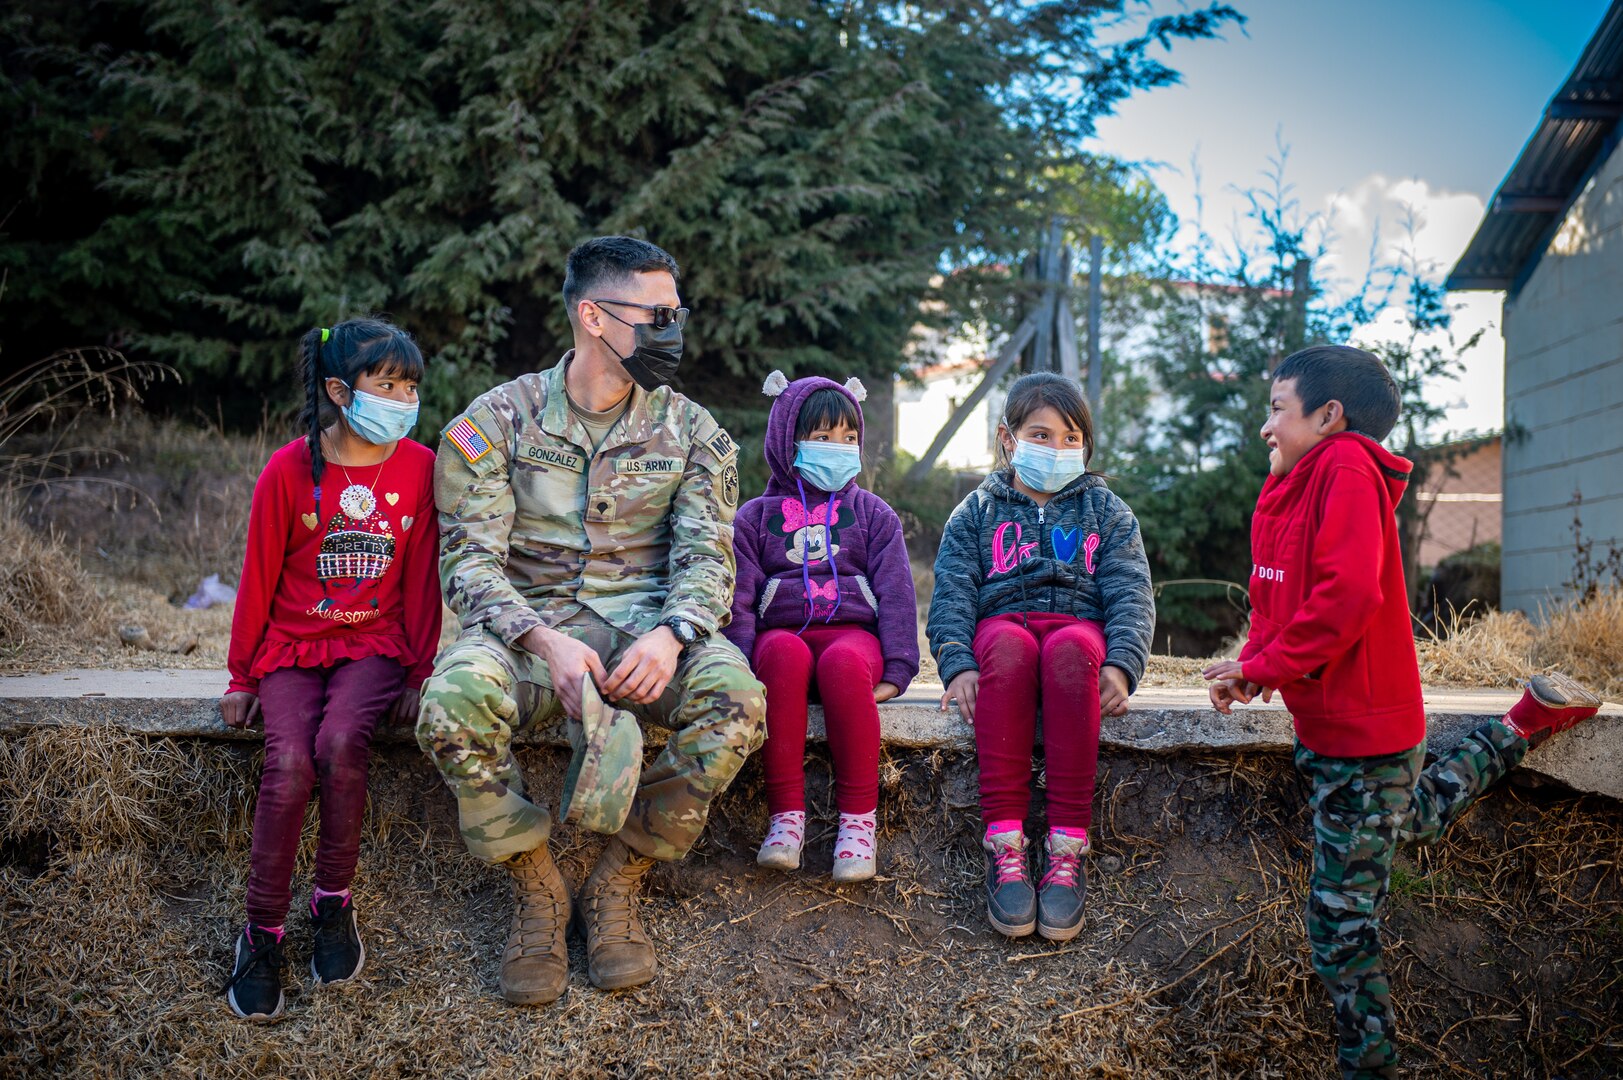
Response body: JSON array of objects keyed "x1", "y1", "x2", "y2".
[
  {"x1": 1295, "y1": 719, "x2": 1530, "y2": 1079},
  {"x1": 417, "y1": 609, "x2": 766, "y2": 864}
]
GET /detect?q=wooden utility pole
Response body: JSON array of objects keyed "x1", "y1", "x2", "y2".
[
  {"x1": 904, "y1": 225, "x2": 1084, "y2": 483},
  {"x1": 1085, "y1": 233, "x2": 1103, "y2": 411}
]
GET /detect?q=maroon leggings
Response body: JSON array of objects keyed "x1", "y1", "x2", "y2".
[
  {"x1": 754, "y1": 625, "x2": 884, "y2": 815},
  {"x1": 972, "y1": 613, "x2": 1107, "y2": 830},
  {"x1": 245, "y1": 655, "x2": 404, "y2": 926}
]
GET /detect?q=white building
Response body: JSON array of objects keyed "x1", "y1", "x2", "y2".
[{"x1": 1447, "y1": 2, "x2": 1623, "y2": 615}]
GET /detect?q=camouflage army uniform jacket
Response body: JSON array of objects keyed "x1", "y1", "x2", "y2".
[{"x1": 435, "y1": 353, "x2": 742, "y2": 646}]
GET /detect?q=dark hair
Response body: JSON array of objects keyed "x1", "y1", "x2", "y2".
[
  {"x1": 794, "y1": 387, "x2": 862, "y2": 441},
  {"x1": 297, "y1": 317, "x2": 425, "y2": 491},
  {"x1": 996, "y1": 372, "x2": 1095, "y2": 468},
  {"x1": 1273, "y1": 345, "x2": 1400, "y2": 440},
  {"x1": 562, "y1": 236, "x2": 681, "y2": 318}
]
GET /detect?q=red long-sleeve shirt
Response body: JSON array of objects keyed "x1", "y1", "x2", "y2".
[
  {"x1": 226, "y1": 437, "x2": 441, "y2": 695},
  {"x1": 1238, "y1": 432, "x2": 1425, "y2": 758}
]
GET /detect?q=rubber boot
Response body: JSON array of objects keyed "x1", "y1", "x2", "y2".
[
  {"x1": 499, "y1": 842, "x2": 571, "y2": 1005},
  {"x1": 577, "y1": 836, "x2": 657, "y2": 990}
]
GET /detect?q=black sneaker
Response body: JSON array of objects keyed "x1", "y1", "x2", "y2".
[
  {"x1": 1036, "y1": 830, "x2": 1089, "y2": 941},
  {"x1": 982, "y1": 829, "x2": 1037, "y2": 937},
  {"x1": 309, "y1": 894, "x2": 366, "y2": 984},
  {"x1": 224, "y1": 925, "x2": 286, "y2": 1021}
]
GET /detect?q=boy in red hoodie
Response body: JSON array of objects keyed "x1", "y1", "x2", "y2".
[{"x1": 1203, "y1": 345, "x2": 1604, "y2": 1080}]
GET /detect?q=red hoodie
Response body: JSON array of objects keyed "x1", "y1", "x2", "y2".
[{"x1": 1239, "y1": 432, "x2": 1424, "y2": 757}]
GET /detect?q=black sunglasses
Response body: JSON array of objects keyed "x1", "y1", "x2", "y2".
[{"x1": 591, "y1": 298, "x2": 689, "y2": 330}]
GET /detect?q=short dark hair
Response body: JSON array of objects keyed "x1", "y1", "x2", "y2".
[
  {"x1": 997, "y1": 371, "x2": 1095, "y2": 468},
  {"x1": 1273, "y1": 345, "x2": 1400, "y2": 440},
  {"x1": 562, "y1": 236, "x2": 680, "y2": 316},
  {"x1": 794, "y1": 387, "x2": 862, "y2": 441}
]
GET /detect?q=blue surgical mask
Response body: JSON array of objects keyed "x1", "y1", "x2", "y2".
[
  {"x1": 794, "y1": 441, "x2": 862, "y2": 492},
  {"x1": 1009, "y1": 439, "x2": 1087, "y2": 494},
  {"x1": 343, "y1": 387, "x2": 419, "y2": 444}
]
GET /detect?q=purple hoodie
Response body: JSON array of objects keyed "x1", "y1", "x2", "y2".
[{"x1": 724, "y1": 374, "x2": 920, "y2": 693}]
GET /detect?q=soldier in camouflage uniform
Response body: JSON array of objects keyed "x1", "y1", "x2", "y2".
[{"x1": 417, "y1": 237, "x2": 764, "y2": 1004}]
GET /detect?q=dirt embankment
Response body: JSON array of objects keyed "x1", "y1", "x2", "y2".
[{"x1": 2, "y1": 732, "x2": 1619, "y2": 1078}]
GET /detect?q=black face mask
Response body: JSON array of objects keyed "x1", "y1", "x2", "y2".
[{"x1": 602, "y1": 315, "x2": 684, "y2": 391}]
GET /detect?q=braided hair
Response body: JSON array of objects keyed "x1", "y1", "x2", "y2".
[{"x1": 295, "y1": 317, "x2": 425, "y2": 517}]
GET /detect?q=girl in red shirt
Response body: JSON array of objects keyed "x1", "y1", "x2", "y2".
[{"x1": 221, "y1": 318, "x2": 440, "y2": 1021}]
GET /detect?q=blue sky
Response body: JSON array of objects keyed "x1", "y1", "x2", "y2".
[{"x1": 1090, "y1": 0, "x2": 1614, "y2": 435}]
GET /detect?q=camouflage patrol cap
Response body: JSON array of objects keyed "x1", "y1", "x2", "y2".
[{"x1": 560, "y1": 674, "x2": 644, "y2": 835}]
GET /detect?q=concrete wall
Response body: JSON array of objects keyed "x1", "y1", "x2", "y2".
[
  {"x1": 1416, "y1": 437, "x2": 1501, "y2": 568},
  {"x1": 1501, "y1": 134, "x2": 1623, "y2": 616}
]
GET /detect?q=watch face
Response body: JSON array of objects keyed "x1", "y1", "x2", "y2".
[{"x1": 669, "y1": 619, "x2": 694, "y2": 644}]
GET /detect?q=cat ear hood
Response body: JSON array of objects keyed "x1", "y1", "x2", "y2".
[{"x1": 760, "y1": 370, "x2": 867, "y2": 493}]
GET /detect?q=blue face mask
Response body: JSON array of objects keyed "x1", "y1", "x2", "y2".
[
  {"x1": 794, "y1": 441, "x2": 862, "y2": 492},
  {"x1": 343, "y1": 387, "x2": 419, "y2": 444},
  {"x1": 1009, "y1": 439, "x2": 1087, "y2": 494}
]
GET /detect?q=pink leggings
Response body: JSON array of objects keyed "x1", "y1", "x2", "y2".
[
  {"x1": 245, "y1": 655, "x2": 403, "y2": 926},
  {"x1": 754, "y1": 625, "x2": 883, "y2": 815},
  {"x1": 972, "y1": 613, "x2": 1107, "y2": 830}
]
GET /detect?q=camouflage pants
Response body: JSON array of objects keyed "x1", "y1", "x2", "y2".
[
  {"x1": 1295, "y1": 719, "x2": 1530, "y2": 1079},
  {"x1": 417, "y1": 611, "x2": 765, "y2": 864}
]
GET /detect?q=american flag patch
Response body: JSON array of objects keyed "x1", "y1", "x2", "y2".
[{"x1": 446, "y1": 417, "x2": 492, "y2": 463}]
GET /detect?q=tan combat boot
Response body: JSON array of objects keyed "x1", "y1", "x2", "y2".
[
  {"x1": 499, "y1": 842, "x2": 571, "y2": 1005},
  {"x1": 576, "y1": 836, "x2": 657, "y2": 990}
]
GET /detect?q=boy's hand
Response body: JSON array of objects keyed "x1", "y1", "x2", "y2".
[
  {"x1": 220, "y1": 691, "x2": 261, "y2": 729},
  {"x1": 941, "y1": 671, "x2": 979, "y2": 722},
  {"x1": 1202, "y1": 660, "x2": 1269, "y2": 713},
  {"x1": 1099, "y1": 665, "x2": 1130, "y2": 717},
  {"x1": 873, "y1": 681, "x2": 900, "y2": 704}
]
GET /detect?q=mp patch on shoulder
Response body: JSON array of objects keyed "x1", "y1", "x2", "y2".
[
  {"x1": 445, "y1": 415, "x2": 492, "y2": 464},
  {"x1": 706, "y1": 428, "x2": 737, "y2": 462}
]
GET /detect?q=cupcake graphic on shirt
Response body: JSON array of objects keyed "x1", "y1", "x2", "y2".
[{"x1": 316, "y1": 482, "x2": 396, "y2": 610}]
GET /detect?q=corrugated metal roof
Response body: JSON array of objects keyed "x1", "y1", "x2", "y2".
[{"x1": 1446, "y1": 1, "x2": 1623, "y2": 293}]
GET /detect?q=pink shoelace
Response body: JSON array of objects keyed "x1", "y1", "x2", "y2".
[
  {"x1": 834, "y1": 812, "x2": 876, "y2": 861},
  {"x1": 1040, "y1": 849, "x2": 1082, "y2": 888},
  {"x1": 990, "y1": 838, "x2": 1028, "y2": 885}
]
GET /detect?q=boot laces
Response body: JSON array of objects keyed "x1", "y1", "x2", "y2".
[
  {"x1": 1040, "y1": 849, "x2": 1081, "y2": 889},
  {"x1": 222, "y1": 929, "x2": 284, "y2": 993},
  {"x1": 991, "y1": 841, "x2": 1028, "y2": 885}
]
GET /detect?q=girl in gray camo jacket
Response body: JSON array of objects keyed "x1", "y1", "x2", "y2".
[{"x1": 926, "y1": 372, "x2": 1154, "y2": 941}]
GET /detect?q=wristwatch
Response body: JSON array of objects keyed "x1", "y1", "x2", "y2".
[{"x1": 660, "y1": 616, "x2": 701, "y2": 648}]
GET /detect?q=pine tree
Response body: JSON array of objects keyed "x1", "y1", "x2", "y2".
[{"x1": 3, "y1": 1, "x2": 1240, "y2": 432}]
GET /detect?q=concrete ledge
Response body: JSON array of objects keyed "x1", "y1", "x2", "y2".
[{"x1": 2, "y1": 669, "x2": 1619, "y2": 800}]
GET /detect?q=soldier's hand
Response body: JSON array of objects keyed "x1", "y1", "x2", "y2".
[
  {"x1": 390, "y1": 687, "x2": 422, "y2": 727},
  {"x1": 940, "y1": 670, "x2": 979, "y2": 722},
  {"x1": 602, "y1": 626, "x2": 681, "y2": 706},
  {"x1": 220, "y1": 691, "x2": 261, "y2": 729},
  {"x1": 1100, "y1": 664, "x2": 1131, "y2": 717},
  {"x1": 521, "y1": 626, "x2": 608, "y2": 719}
]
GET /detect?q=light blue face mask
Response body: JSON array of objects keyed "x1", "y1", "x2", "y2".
[
  {"x1": 1009, "y1": 438, "x2": 1087, "y2": 494},
  {"x1": 794, "y1": 440, "x2": 862, "y2": 492},
  {"x1": 343, "y1": 387, "x2": 419, "y2": 444}
]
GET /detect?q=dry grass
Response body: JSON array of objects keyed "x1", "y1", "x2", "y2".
[
  {"x1": 2, "y1": 732, "x2": 1619, "y2": 1078},
  {"x1": 1416, "y1": 590, "x2": 1623, "y2": 699},
  {"x1": 0, "y1": 499, "x2": 112, "y2": 653}
]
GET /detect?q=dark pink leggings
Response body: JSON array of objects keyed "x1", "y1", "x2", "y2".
[
  {"x1": 972, "y1": 613, "x2": 1107, "y2": 830},
  {"x1": 245, "y1": 655, "x2": 403, "y2": 926},
  {"x1": 754, "y1": 625, "x2": 883, "y2": 815}
]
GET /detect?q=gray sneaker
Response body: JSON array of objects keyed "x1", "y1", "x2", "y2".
[
  {"x1": 982, "y1": 829, "x2": 1036, "y2": 937},
  {"x1": 1036, "y1": 831, "x2": 1089, "y2": 941}
]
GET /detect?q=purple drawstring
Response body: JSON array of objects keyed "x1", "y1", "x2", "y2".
[{"x1": 793, "y1": 475, "x2": 843, "y2": 634}]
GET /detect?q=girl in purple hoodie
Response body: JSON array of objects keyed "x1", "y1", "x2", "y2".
[{"x1": 725, "y1": 372, "x2": 920, "y2": 882}]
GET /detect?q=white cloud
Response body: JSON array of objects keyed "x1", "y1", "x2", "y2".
[{"x1": 1326, "y1": 176, "x2": 1504, "y2": 439}]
